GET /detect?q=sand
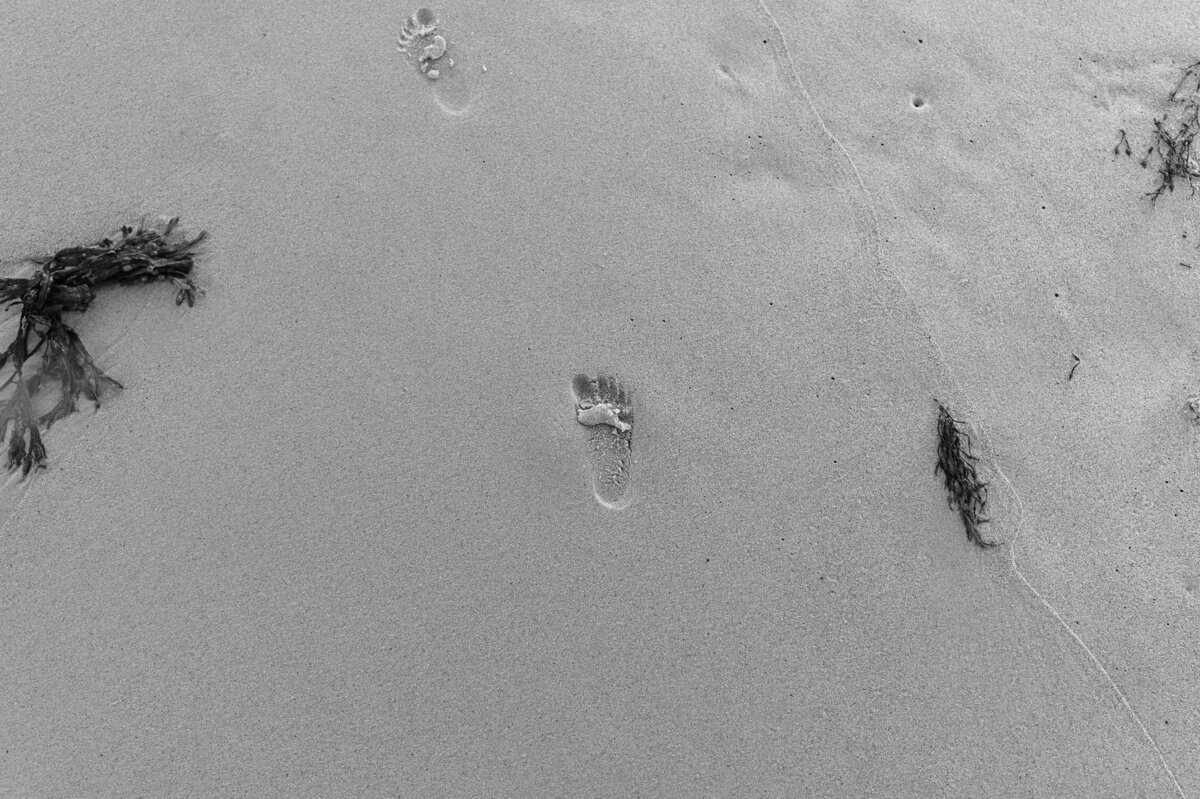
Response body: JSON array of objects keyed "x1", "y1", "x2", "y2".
[{"x1": 0, "y1": 0, "x2": 1197, "y2": 796}]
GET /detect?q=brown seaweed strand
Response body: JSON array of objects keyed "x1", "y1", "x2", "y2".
[{"x1": 934, "y1": 402, "x2": 996, "y2": 549}]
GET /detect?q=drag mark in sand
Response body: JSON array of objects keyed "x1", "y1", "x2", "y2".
[
  {"x1": 572, "y1": 374, "x2": 634, "y2": 510},
  {"x1": 995, "y1": 460, "x2": 1188, "y2": 799},
  {"x1": 753, "y1": 2, "x2": 1188, "y2": 795}
]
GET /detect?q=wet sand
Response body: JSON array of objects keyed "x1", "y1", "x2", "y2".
[{"x1": 0, "y1": 1, "x2": 1197, "y2": 796}]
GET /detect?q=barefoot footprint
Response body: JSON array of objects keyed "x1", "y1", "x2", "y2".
[
  {"x1": 572, "y1": 374, "x2": 634, "y2": 510},
  {"x1": 395, "y1": 7, "x2": 475, "y2": 116}
]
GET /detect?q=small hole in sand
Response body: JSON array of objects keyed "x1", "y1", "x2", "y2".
[{"x1": 911, "y1": 96, "x2": 927, "y2": 109}]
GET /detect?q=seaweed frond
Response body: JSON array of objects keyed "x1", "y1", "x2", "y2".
[
  {"x1": 0, "y1": 378, "x2": 47, "y2": 475},
  {"x1": 0, "y1": 217, "x2": 204, "y2": 474},
  {"x1": 934, "y1": 402, "x2": 996, "y2": 549}
]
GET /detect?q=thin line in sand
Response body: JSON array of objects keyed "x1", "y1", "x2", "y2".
[
  {"x1": 992, "y1": 460, "x2": 1187, "y2": 799},
  {"x1": 753, "y1": 2, "x2": 1188, "y2": 796}
]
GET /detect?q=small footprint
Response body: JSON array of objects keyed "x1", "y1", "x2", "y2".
[
  {"x1": 1073, "y1": 53, "x2": 1178, "y2": 114},
  {"x1": 395, "y1": 7, "x2": 475, "y2": 116},
  {"x1": 572, "y1": 374, "x2": 634, "y2": 510}
]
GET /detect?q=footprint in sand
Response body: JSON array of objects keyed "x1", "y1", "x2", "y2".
[
  {"x1": 572, "y1": 374, "x2": 634, "y2": 510},
  {"x1": 395, "y1": 7, "x2": 475, "y2": 116}
]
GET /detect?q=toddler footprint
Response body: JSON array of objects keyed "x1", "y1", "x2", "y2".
[
  {"x1": 572, "y1": 374, "x2": 634, "y2": 510},
  {"x1": 395, "y1": 7, "x2": 475, "y2": 116}
]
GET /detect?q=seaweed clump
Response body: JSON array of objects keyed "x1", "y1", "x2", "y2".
[
  {"x1": 1138, "y1": 61, "x2": 1200, "y2": 203},
  {"x1": 934, "y1": 402, "x2": 995, "y2": 549},
  {"x1": 0, "y1": 218, "x2": 204, "y2": 475}
]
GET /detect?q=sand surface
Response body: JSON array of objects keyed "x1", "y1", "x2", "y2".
[{"x1": 0, "y1": 0, "x2": 1198, "y2": 796}]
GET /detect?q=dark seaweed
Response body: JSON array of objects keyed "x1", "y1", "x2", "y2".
[
  {"x1": 0, "y1": 218, "x2": 204, "y2": 474},
  {"x1": 1141, "y1": 62, "x2": 1200, "y2": 203},
  {"x1": 1114, "y1": 129, "x2": 1131, "y2": 157},
  {"x1": 934, "y1": 402, "x2": 996, "y2": 549}
]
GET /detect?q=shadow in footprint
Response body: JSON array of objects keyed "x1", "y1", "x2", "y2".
[{"x1": 571, "y1": 373, "x2": 634, "y2": 510}]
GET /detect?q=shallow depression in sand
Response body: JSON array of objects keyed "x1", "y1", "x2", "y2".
[
  {"x1": 571, "y1": 373, "x2": 634, "y2": 510},
  {"x1": 395, "y1": 6, "x2": 477, "y2": 116}
]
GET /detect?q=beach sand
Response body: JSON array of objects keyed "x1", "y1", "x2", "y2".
[{"x1": 0, "y1": 0, "x2": 1197, "y2": 796}]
